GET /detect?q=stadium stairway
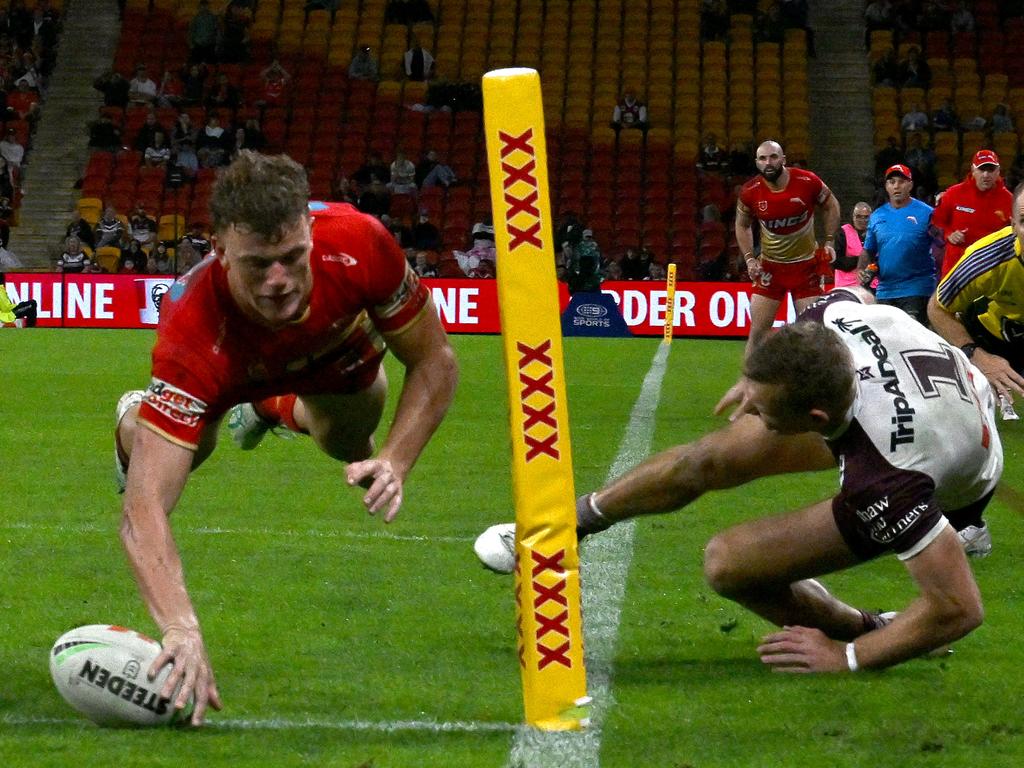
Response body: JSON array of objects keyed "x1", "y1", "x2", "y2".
[
  {"x1": 807, "y1": 0, "x2": 875, "y2": 211},
  {"x1": 12, "y1": 0, "x2": 122, "y2": 269}
]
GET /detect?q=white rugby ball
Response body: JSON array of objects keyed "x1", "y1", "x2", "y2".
[
  {"x1": 49, "y1": 624, "x2": 189, "y2": 726},
  {"x1": 474, "y1": 522, "x2": 517, "y2": 574}
]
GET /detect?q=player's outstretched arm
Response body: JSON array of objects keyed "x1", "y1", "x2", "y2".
[
  {"x1": 119, "y1": 426, "x2": 222, "y2": 725},
  {"x1": 347, "y1": 301, "x2": 458, "y2": 522}
]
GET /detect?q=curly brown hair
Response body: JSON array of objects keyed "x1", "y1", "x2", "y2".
[{"x1": 209, "y1": 151, "x2": 310, "y2": 242}]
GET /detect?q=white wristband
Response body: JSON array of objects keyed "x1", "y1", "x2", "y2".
[{"x1": 845, "y1": 642, "x2": 859, "y2": 672}]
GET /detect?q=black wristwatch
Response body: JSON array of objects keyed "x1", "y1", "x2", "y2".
[{"x1": 960, "y1": 342, "x2": 979, "y2": 360}]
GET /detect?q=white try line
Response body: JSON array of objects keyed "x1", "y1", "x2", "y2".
[
  {"x1": 510, "y1": 342, "x2": 671, "y2": 768},
  {"x1": 0, "y1": 520, "x2": 474, "y2": 544},
  {"x1": 1, "y1": 713, "x2": 519, "y2": 734}
]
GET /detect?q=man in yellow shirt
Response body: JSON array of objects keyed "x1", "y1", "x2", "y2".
[{"x1": 0, "y1": 273, "x2": 36, "y2": 327}]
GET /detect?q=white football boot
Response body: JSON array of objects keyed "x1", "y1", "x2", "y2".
[
  {"x1": 474, "y1": 523, "x2": 516, "y2": 574},
  {"x1": 957, "y1": 524, "x2": 993, "y2": 558},
  {"x1": 114, "y1": 390, "x2": 145, "y2": 493}
]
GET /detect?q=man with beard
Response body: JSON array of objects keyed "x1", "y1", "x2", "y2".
[
  {"x1": 735, "y1": 140, "x2": 841, "y2": 360},
  {"x1": 931, "y1": 149, "x2": 1013, "y2": 278}
]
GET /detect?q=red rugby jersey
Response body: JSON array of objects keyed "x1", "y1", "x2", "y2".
[
  {"x1": 137, "y1": 202, "x2": 429, "y2": 449},
  {"x1": 739, "y1": 167, "x2": 829, "y2": 263}
]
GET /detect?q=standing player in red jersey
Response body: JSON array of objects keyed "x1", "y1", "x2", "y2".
[
  {"x1": 735, "y1": 140, "x2": 841, "y2": 360},
  {"x1": 113, "y1": 152, "x2": 458, "y2": 725}
]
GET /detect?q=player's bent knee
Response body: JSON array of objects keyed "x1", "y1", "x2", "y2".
[{"x1": 702, "y1": 533, "x2": 755, "y2": 598}]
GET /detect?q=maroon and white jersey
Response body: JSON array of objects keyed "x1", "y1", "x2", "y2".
[{"x1": 808, "y1": 294, "x2": 1003, "y2": 560}]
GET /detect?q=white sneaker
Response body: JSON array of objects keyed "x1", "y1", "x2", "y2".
[
  {"x1": 228, "y1": 402, "x2": 272, "y2": 450},
  {"x1": 474, "y1": 523, "x2": 516, "y2": 574},
  {"x1": 958, "y1": 524, "x2": 992, "y2": 558},
  {"x1": 114, "y1": 390, "x2": 145, "y2": 493}
]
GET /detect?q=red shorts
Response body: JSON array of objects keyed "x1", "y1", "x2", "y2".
[{"x1": 751, "y1": 257, "x2": 824, "y2": 301}]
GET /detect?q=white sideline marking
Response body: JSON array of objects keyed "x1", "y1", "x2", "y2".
[
  {"x1": 510, "y1": 343, "x2": 671, "y2": 768},
  {"x1": 1, "y1": 713, "x2": 519, "y2": 734},
  {"x1": 0, "y1": 521, "x2": 474, "y2": 544}
]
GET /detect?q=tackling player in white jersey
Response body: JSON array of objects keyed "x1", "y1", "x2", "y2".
[{"x1": 477, "y1": 287, "x2": 1003, "y2": 672}]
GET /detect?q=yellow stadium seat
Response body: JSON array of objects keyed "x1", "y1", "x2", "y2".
[
  {"x1": 95, "y1": 246, "x2": 121, "y2": 273},
  {"x1": 158, "y1": 214, "x2": 186, "y2": 244},
  {"x1": 78, "y1": 197, "x2": 103, "y2": 226}
]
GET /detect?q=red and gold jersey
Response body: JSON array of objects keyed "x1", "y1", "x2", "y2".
[
  {"x1": 137, "y1": 202, "x2": 429, "y2": 449},
  {"x1": 739, "y1": 168, "x2": 829, "y2": 263}
]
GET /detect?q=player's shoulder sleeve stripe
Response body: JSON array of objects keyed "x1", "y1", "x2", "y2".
[{"x1": 936, "y1": 227, "x2": 1016, "y2": 306}]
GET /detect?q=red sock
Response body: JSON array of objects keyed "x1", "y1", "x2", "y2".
[{"x1": 253, "y1": 395, "x2": 306, "y2": 433}]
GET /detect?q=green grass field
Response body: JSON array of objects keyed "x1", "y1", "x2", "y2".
[{"x1": 1, "y1": 329, "x2": 1022, "y2": 767}]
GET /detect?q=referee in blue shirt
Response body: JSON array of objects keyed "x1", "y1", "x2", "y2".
[{"x1": 857, "y1": 164, "x2": 937, "y2": 324}]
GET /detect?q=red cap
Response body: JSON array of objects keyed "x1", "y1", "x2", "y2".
[
  {"x1": 972, "y1": 149, "x2": 1000, "y2": 167},
  {"x1": 884, "y1": 164, "x2": 913, "y2": 180}
]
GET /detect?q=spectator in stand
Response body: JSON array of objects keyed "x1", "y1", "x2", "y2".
[
  {"x1": 220, "y1": 0, "x2": 253, "y2": 63},
  {"x1": 146, "y1": 241, "x2": 174, "y2": 274},
  {"x1": 205, "y1": 72, "x2": 240, "y2": 113},
  {"x1": 412, "y1": 209, "x2": 440, "y2": 253},
  {"x1": 384, "y1": 214, "x2": 414, "y2": 253},
  {"x1": 88, "y1": 108, "x2": 122, "y2": 152},
  {"x1": 65, "y1": 210, "x2": 95, "y2": 251},
  {"x1": 57, "y1": 236, "x2": 92, "y2": 273},
  {"x1": 188, "y1": 0, "x2": 218, "y2": 64},
  {"x1": 931, "y1": 98, "x2": 958, "y2": 131},
  {"x1": 871, "y1": 46, "x2": 899, "y2": 87},
  {"x1": 8, "y1": 78, "x2": 38, "y2": 120},
  {"x1": 144, "y1": 131, "x2": 171, "y2": 167},
  {"x1": 94, "y1": 70, "x2": 130, "y2": 108},
  {"x1": 133, "y1": 110, "x2": 165, "y2": 152},
  {"x1": 171, "y1": 111, "x2": 197, "y2": 149},
  {"x1": 950, "y1": 0, "x2": 975, "y2": 32},
  {"x1": 14, "y1": 51, "x2": 42, "y2": 92},
  {"x1": 567, "y1": 228, "x2": 603, "y2": 293},
  {"x1": 932, "y1": 149, "x2": 1013, "y2": 278},
  {"x1": 357, "y1": 176, "x2": 390, "y2": 218},
  {"x1": 865, "y1": 0, "x2": 898, "y2": 32},
  {"x1": 256, "y1": 59, "x2": 290, "y2": 113},
  {"x1": 403, "y1": 38, "x2": 434, "y2": 82},
  {"x1": 175, "y1": 238, "x2": 202, "y2": 274},
  {"x1": 331, "y1": 172, "x2": 357, "y2": 204},
  {"x1": 119, "y1": 239, "x2": 147, "y2": 273},
  {"x1": 700, "y1": 0, "x2": 730, "y2": 41},
  {"x1": 645, "y1": 261, "x2": 667, "y2": 281},
  {"x1": 874, "y1": 135, "x2": 903, "y2": 178},
  {"x1": 603, "y1": 260, "x2": 624, "y2": 281},
  {"x1": 620, "y1": 246, "x2": 650, "y2": 280},
  {"x1": 156, "y1": 70, "x2": 184, "y2": 109},
  {"x1": 754, "y1": 2, "x2": 785, "y2": 43},
  {"x1": 129, "y1": 64, "x2": 158, "y2": 106},
  {"x1": 457, "y1": 222, "x2": 497, "y2": 278},
  {"x1": 196, "y1": 112, "x2": 229, "y2": 167},
  {"x1": 698, "y1": 133, "x2": 727, "y2": 172},
  {"x1": 353, "y1": 151, "x2": 390, "y2": 188},
  {"x1": 858, "y1": 164, "x2": 936, "y2": 325},
  {"x1": 0, "y1": 156, "x2": 15, "y2": 203},
  {"x1": 95, "y1": 205, "x2": 126, "y2": 248},
  {"x1": 904, "y1": 132, "x2": 937, "y2": 194},
  {"x1": 919, "y1": 0, "x2": 952, "y2": 31},
  {"x1": 991, "y1": 104, "x2": 1014, "y2": 134},
  {"x1": 0, "y1": 125, "x2": 23, "y2": 174},
  {"x1": 411, "y1": 249, "x2": 437, "y2": 278},
  {"x1": 961, "y1": 107, "x2": 987, "y2": 133},
  {"x1": 0, "y1": 195, "x2": 12, "y2": 249},
  {"x1": 184, "y1": 222, "x2": 212, "y2": 257},
  {"x1": 172, "y1": 136, "x2": 199, "y2": 180},
  {"x1": 387, "y1": 149, "x2": 418, "y2": 196},
  {"x1": 241, "y1": 117, "x2": 265, "y2": 151},
  {"x1": 348, "y1": 45, "x2": 379, "y2": 81},
  {"x1": 832, "y1": 201, "x2": 873, "y2": 288},
  {"x1": 898, "y1": 46, "x2": 931, "y2": 89},
  {"x1": 129, "y1": 205, "x2": 157, "y2": 248},
  {"x1": 180, "y1": 62, "x2": 209, "y2": 105},
  {"x1": 611, "y1": 89, "x2": 648, "y2": 134},
  {"x1": 900, "y1": 102, "x2": 929, "y2": 133},
  {"x1": 415, "y1": 149, "x2": 457, "y2": 189}
]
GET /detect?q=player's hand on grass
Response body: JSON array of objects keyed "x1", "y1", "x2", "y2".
[
  {"x1": 974, "y1": 349, "x2": 1024, "y2": 401},
  {"x1": 757, "y1": 626, "x2": 846, "y2": 673},
  {"x1": 151, "y1": 624, "x2": 222, "y2": 725},
  {"x1": 714, "y1": 378, "x2": 757, "y2": 421},
  {"x1": 347, "y1": 458, "x2": 404, "y2": 522}
]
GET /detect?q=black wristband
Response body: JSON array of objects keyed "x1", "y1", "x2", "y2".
[{"x1": 961, "y1": 342, "x2": 979, "y2": 360}]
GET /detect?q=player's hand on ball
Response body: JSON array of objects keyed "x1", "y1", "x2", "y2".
[
  {"x1": 757, "y1": 626, "x2": 846, "y2": 673},
  {"x1": 347, "y1": 458, "x2": 404, "y2": 522},
  {"x1": 151, "y1": 624, "x2": 221, "y2": 725}
]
